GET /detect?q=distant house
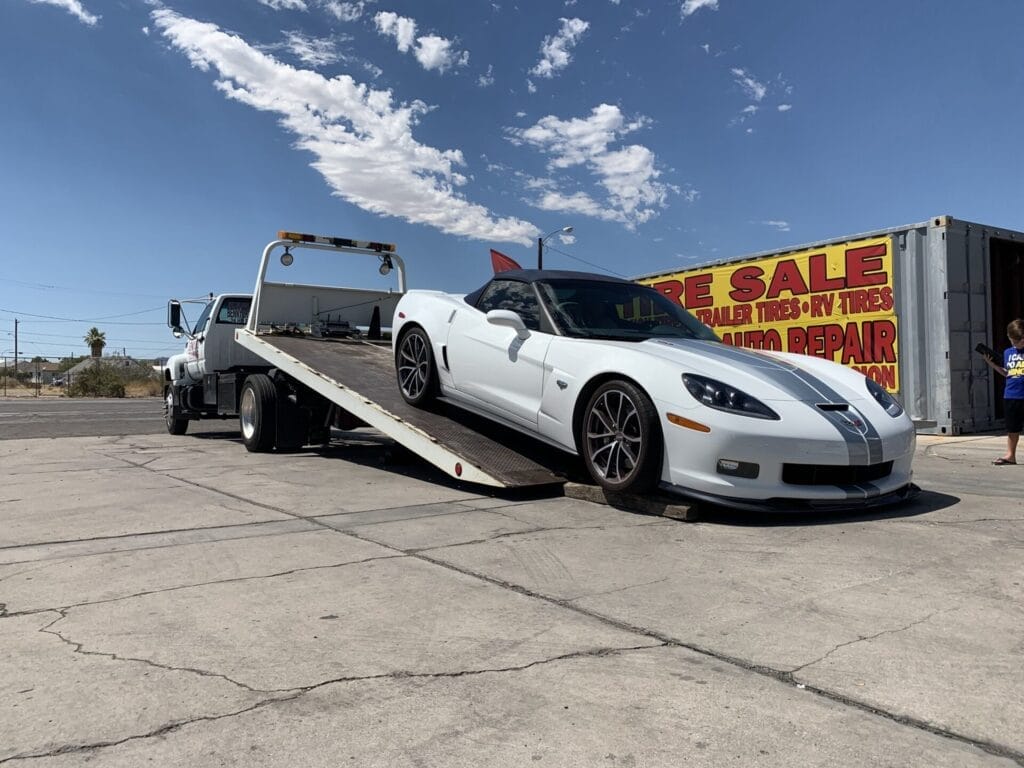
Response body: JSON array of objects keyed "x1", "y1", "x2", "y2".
[
  {"x1": 28, "y1": 362, "x2": 63, "y2": 385},
  {"x1": 65, "y1": 355, "x2": 152, "y2": 384}
]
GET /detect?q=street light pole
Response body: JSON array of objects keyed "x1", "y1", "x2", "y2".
[{"x1": 537, "y1": 225, "x2": 574, "y2": 269}]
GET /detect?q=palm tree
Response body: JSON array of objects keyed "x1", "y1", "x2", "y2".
[{"x1": 84, "y1": 327, "x2": 106, "y2": 358}]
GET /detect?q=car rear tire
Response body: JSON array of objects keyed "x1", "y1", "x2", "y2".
[
  {"x1": 396, "y1": 326, "x2": 438, "y2": 406},
  {"x1": 581, "y1": 379, "x2": 662, "y2": 494},
  {"x1": 240, "y1": 374, "x2": 277, "y2": 452},
  {"x1": 164, "y1": 386, "x2": 188, "y2": 435}
]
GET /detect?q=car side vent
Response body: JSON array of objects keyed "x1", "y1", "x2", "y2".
[{"x1": 816, "y1": 403, "x2": 849, "y2": 411}]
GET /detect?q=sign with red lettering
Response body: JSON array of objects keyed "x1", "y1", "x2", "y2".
[{"x1": 639, "y1": 236, "x2": 900, "y2": 391}]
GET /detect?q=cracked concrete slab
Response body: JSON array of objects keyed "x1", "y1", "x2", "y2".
[
  {"x1": 5, "y1": 646, "x2": 1013, "y2": 768},
  {"x1": 0, "y1": 529, "x2": 395, "y2": 615},
  {"x1": 50, "y1": 555, "x2": 658, "y2": 691},
  {"x1": 0, "y1": 466, "x2": 292, "y2": 548},
  {"x1": 0, "y1": 612, "x2": 270, "y2": 762},
  {"x1": 427, "y1": 511, "x2": 1024, "y2": 752}
]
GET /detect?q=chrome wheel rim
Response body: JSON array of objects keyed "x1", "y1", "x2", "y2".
[
  {"x1": 585, "y1": 388, "x2": 642, "y2": 484},
  {"x1": 164, "y1": 390, "x2": 174, "y2": 425},
  {"x1": 398, "y1": 332, "x2": 429, "y2": 399},
  {"x1": 239, "y1": 387, "x2": 257, "y2": 440}
]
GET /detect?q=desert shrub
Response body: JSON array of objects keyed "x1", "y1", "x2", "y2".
[{"x1": 67, "y1": 364, "x2": 126, "y2": 398}]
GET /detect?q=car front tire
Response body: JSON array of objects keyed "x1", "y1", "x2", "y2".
[
  {"x1": 396, "y1": 326, "x2": 438, "y2": 406},
  {"x1": 581, "y1": 379, "x2": 662, "y2": 494}
]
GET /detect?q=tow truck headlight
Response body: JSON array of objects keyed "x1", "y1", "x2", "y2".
[
  {"x1": 866, "y1": 377, "x2": 903, "y2": 417},
  {"x1": 682, "y1": 374, "x2": 779, "y2": 420}
]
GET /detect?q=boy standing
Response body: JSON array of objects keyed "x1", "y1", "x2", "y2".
[{"x1": 984, "y1": 318, "x2": 1024, "y2": 465}]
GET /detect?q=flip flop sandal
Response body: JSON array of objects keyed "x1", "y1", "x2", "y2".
[{"x1": 992, "y1": 457, "x2": 1016, "y2": 465}]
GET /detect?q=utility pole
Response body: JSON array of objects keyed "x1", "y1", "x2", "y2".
[{"x1": 13, "y1": 318, "x2": 17, "y2": 375}]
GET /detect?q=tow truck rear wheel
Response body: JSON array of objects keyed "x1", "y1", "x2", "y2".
[
  {"x1": 164, "y1": 386, "x2": 188, "y2": 436},
  {"x1": 240, "y1": 374, "x2": 277, "y2": 452}
]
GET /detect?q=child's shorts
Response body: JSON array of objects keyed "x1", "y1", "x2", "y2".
[{"x1": 1006, "y1": 398, "x2": 1024, "y2": 433}]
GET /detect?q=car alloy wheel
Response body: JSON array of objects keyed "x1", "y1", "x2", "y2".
[
  {"x1": 396, "y1": 327, "x2": 436, "y2": 406},
  {"x1": 582, "y1": 380, "x2": 661, "y2": 494}
]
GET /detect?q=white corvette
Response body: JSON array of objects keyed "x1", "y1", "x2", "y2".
[{"x1": 392, "y1": 269, "x2": 917, "y2": 511}]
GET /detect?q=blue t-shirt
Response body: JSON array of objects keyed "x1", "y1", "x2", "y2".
[{"x1": 1004, "y1": 346, "x2": 1024, "y2": 400}]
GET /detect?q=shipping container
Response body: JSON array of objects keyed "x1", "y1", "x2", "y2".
[{"x1": 636, "y1": 216, "x2": 1024, "y2": 435}]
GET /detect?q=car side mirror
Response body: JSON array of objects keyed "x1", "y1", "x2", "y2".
[{"x1": 486, "y1": 309, "x2": 530, "y2": 340}]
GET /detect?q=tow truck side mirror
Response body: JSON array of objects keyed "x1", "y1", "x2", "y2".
[{"x1": 168, "y1": 300, "x2": 184, "y2": 337}]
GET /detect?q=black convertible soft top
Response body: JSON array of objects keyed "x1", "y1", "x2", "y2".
[{"x1": 464, "y1": 269, "x2": 631, "y2": 307}]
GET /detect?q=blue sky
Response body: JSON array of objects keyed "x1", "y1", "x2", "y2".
[{"x1": 3, "y1": 0, "x2": 1023, "y2": 361}]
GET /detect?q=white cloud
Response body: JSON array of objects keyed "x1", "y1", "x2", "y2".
[
  {"x1": 374, "y1": 12, "x2": 467, "y2": 73},
  {"x1": 283, "y1": 31, "x2": 342, "y2": 67},
  {"x1": 731, "y1": 67, "x2": 766, "y2": 101},
  {"x1": 374, "y1": 11, "x2": 416, "y2": 52},
  {"x1": 760, "y1": 220, "x2": 790, "y2": 232},
  {"x1": 530, "y1": 17, "x2": 588, "y2": 79},
  {"x1": 777, "y1": 103, "x2": 792, "y2": 112},
  {"x1": 258, "y1": 0, "x2": 308, "y2": 10},
  {"x1": 509, "y1": 104, "x2": 681, "y2": 229},
  {"x1": 27, "y1": 0, "x2": 99, "y2": 26},
  {"x1": 152, "y1": 9, "x2": 537, "y2": 245},
  {"x1": 478, "y1": 65, "x2": 494, "y2": 87},
  {"x1": 681, "y1": 0, "x2": 717, "y2": 18},
  {"x1": 322, "y1": 1, "x2": 367, "y2": 21}
]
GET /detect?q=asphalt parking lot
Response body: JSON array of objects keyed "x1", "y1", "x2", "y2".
[{"x1": 1, "y1": 399, "x2": 1022, "y2": 766}]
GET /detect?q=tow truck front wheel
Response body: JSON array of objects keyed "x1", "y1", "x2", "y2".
[
  {"x1": 164, "y1": 386, "x2": 188, "y2": 436},
  {"x1": 240, "y1": 374, "x2": 277, "y2": 452}
]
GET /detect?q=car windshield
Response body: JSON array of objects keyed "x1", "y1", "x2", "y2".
[{"x1": 537, "y1": 279, "x2": 720, "y2": 342}]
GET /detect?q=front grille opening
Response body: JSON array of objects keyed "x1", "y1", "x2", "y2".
[
  {"x1": 782, "y1": 461, "x2": 893, "y2": 486},
  {"x1": 816, "y1": 403, "x2": 849, "y2": 411}
]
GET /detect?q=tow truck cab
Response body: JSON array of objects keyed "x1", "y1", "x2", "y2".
[{"x1": 163, "y1": 294, "x2": 268, "y2": 432}]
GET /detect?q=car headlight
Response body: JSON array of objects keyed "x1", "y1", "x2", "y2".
[
  {"x1": 865, "y1": 377, "x2": 903, "y2": 417},
  {"x1": 682, "y1": 374, "x2": 779, "y2": 420}
]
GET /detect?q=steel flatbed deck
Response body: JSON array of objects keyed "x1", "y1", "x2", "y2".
[{"x1": 234, "y1": 330, "x2": 564, "y2": 489}]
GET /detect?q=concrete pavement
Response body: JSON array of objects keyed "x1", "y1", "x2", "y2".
[{"x1": 0, "y1": 430, "x2": 1021, "y2": 766}]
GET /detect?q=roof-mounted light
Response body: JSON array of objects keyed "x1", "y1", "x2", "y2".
[{"x1": 277, "y1": 231, "x2": 396, "y2": 253}]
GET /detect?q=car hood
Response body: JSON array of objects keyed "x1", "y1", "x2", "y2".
[{"x1": 637, "y1": 337, "x2": 867, "y2": 404}]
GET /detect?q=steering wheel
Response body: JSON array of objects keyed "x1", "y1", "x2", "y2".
[{"x1": 557, "y1": 301, "x2": 584, "y2": 327}]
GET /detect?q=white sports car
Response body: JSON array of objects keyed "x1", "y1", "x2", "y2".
[{"x1": 392, "y1": 269, "x2": 917, "y2": 511}]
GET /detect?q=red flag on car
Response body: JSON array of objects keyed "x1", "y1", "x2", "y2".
[{"x1": 490, "y1": 249, "x2": 522, "y2": 273}]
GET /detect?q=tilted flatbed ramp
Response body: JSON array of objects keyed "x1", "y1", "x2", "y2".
[{"x1": 234, "y1": 330, "x2": 564, "y2": 489}]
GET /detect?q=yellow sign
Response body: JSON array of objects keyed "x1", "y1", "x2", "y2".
[{"x1": 639, "y1": 236, "x2": 900, "y2": 391}]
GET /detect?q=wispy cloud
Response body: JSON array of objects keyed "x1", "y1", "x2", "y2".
[
  {"x1": 508, "y1": 104, "x2": 683, "y2": 228},
  {"x1": 27, "y1": 0, "x2": 99, "y2": 26},
  {"x1": 681, "y1": 0, "x2": 717, "y2": 19},
  {"x1": 759, "y1": 220, "x2": 790, "y2": 232},
  {"x1": 281, "y1": 31, "x2": 344, "y2": 67},
  {"x1": 153, "y1": 9, "x2": 536, "y2": 244},
  {"x1": 321, "y1": 1, "x2": 368, "y2": 21},
  {"x1": 530, "y1": 17, "x2": 588, "y2": 79},
  {"x1": 373, "y1": 11, "x2": 468, "y2": 73},
  {"x1": 258, "y1": 0, "x2": 308, "y2": 10},
  {"x1": 731, "y1": 67, "x2": 766, "y2": 101},
  {"x1": 477, "y1": 64, "x2": 494, "y2": 87}
]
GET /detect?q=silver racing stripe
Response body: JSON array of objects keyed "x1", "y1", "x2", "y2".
[{"x1": 660, "y1": 340, "x2": 885, "y2": 465}]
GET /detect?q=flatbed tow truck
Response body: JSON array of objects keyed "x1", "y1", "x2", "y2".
[{"x1": 164, "y1": 231, "x2": 561, "y2": 490}]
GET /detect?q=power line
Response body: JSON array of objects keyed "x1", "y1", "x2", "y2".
[
  {"x1": 0, "y1": 306, "x2": 165, "y2": 325},
  {"x1": 539, "y1": 244, "x2": 629, "y2": 278}
]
